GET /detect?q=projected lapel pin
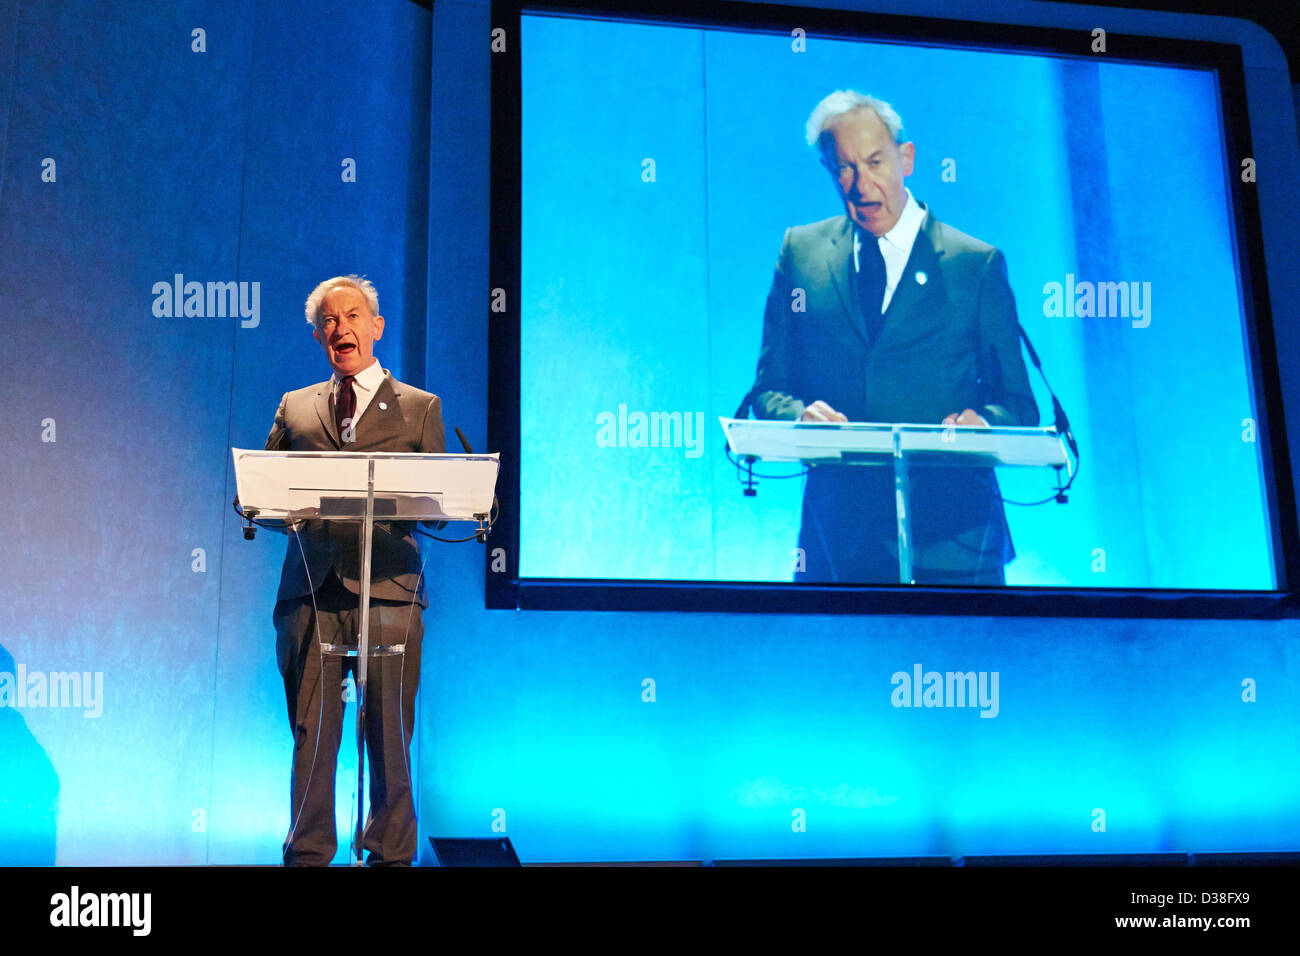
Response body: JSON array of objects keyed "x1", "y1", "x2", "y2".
[
  {"x1": 915, "y1": 271, "x2": 928, "y2": 286},
  {"x1": 378, "y1": 402, "x2": 388, "y2": 410}
]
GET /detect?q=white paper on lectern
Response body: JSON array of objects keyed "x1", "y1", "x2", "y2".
[
  {"x1": 232, "y1": 449, "x2": 500, "y2": 521},
  {"x1": 719, "y1": 418, "x2": 1068, "y2": 468}
]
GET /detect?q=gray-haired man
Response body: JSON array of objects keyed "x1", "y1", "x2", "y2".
[
  {"x1": 750, "y1": 92, "x2": 1037, "y2": 584},
  {"x1": 264, "y1": 275, "x2": 445, "y2": 865}
]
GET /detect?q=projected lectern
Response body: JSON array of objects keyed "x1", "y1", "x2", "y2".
[
  {"x1": 720, "y1": 419, "x2": 1069, "y2": 584},
  {"x1": 232, "y1": 448, "x2": 499, "y2": 865}
]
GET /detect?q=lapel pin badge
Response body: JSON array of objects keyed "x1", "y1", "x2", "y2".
[
  {"x1": 915, "y1": 271, "x2": 928, "y2": 286},
  {"x1": 378, "y1": 402, "x2": 388, "y2": 411}
]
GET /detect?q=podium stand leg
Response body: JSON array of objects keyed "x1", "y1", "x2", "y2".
[
  {"x1": 892, "y1": 428, "x2": 914, "y2": 585},
  {"x1": 353, "y1": 459, "x2": 376, "y2": 866}
]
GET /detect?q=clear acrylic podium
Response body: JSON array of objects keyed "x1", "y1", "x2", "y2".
[
  {"x1": 232, "y1": 448, "x2": 499, "y2": 865},
  {"x1": 720, "y1": 418, "x2": 1069, "y2": 584}
]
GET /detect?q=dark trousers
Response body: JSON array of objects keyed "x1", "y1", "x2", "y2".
[
  {"x1": 795, "y1": 466, "x2": 1010, "y2": 585},
  {"x1": 274, "y1": 571, "x2": 423, "y2": 866}
]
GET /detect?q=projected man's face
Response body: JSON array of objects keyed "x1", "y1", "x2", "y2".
[
  {"x1": 314, "y1": 286, "x2": 384, "y2": 377},
  {"x1": 823, "y1": 107, "x2": 916, "y2": 237}
]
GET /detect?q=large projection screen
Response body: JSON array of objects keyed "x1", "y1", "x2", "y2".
[{"x1": 490, "y1": 1, "x2": 1296, "y2": 616}]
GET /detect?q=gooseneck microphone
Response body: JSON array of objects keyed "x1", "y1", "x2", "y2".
[{"x1": 1016, "y1": 325, "x2": 1078, "y2": 461}]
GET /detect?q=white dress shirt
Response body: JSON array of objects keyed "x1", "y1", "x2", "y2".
[
  {"x1": 853, "y1": 187, "x2": 927, "y2": 314},
  {"x1": 332, "y1": 358, "x2": 386, "y2": 429}
]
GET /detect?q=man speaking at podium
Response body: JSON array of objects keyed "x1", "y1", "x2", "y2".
[
  {"x1": 750, "y1": 92, "x2": 1037, "y2": 585},
  {"x1": 263, "y1": 275, "x2": 445, "y2": 865}
]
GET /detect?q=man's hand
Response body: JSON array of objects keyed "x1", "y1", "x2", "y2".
[
  {"x1": 942, "y1": 408, "x2": 990, "y2": 427},
  {"x1": 800, "y1": 400, "x2": 849, "y2": 423}
]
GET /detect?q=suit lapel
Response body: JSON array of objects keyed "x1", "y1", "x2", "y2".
[
  {"x1": 314, "y1": 382, "x2": 341, "y2": 448},
  {"x1": 879, "y1": 203, "x2": 945, "y2": 334},
  {"x1": 313, "y1": 371, "x2": 400, "y2": 449},
  {"x1": 353, "y1": 373, "x2": 400, "y2": 438},
  {"x1": 826, "y1": 217, "x2": 873, "y2": 351}
]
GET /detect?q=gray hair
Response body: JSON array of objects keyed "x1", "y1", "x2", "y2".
[
  {"x1": 304, "y1": 274, "x2": 379, "y2": 327},
  {"x1": 805, "y1": 91, "x2": 906, "y2": 160}
]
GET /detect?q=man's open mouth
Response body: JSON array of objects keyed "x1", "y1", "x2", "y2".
[{"x1": 334, "y1": 342, "x2": 356, "y2": 354}]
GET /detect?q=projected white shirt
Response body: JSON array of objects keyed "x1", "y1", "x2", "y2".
[{"x1": 853, "y1": 186, "x2": 927, "y2": 314}]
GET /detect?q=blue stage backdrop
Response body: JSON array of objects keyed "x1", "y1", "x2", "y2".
[{"x1": 1, "y1": 0, "x2": 1299, "y2": 865}]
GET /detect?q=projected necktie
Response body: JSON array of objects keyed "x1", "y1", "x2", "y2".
[
  {"x1": 857, "y1": 233, "x2": 887, "y2": 345},
  {"x1": 335, "y1": 375, "x2": 356, "y2": 445}
]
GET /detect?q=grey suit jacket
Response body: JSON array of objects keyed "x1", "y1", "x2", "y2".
[
  {"x1": 263, "y1": 369, "x2": 446, "y2": 606},
  {"x1": 751, "y1": 202, "x2": 1037, "y2": 573},
  {"x1": 754, "y1": 202, "x2": 1036, "y2": 428}
]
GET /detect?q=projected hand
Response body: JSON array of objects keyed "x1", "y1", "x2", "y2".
[
  {"x1": 943, "y1": 408, "x2": 990, "y2": 427},
  {"x1": 801, "y1": 400, "x2": 849, "y2": 423}
]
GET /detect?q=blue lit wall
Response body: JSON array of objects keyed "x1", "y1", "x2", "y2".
[
  {"x1": 1, "y1": 0, "x2": 1298, "y2": 866},
  {"x1": 0, "y1": 0, "x2": 432, "y2": 865}
]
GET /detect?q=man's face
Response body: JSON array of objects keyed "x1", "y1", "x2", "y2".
[
  {"x1": 823, "y1": 107, "x2": 915, "y2": 237},
  {"x1": 313, "y1": 286, "x2": 384, "y2": 377}
]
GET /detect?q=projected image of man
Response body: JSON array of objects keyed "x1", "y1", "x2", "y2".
[{"x1": 750, "y1": 91, "x2": 1037, "y2": 584}]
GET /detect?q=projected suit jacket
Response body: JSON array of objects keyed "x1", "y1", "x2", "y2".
[
  {"x1": 751, "y1": 201, "x2": 1037, "y2": 581},
  {"x1": 263, "y1": 369, "x2": 446, "y2": 606}
]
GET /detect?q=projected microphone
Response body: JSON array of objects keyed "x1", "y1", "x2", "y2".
[
  {"x1": 726, "y1": 384, "x2": 763, "y2": 460},
  {"x1": 1017, "y1": 325, "x2": 1077, "y2": 459},
  {"x1": 732, "y1": 384, "x2": 761, "y2": 420},
  {"x1": 725, "y1": 385, "x2": 765, "y2": 497}
]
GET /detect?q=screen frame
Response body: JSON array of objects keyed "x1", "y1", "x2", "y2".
[{"x1": 487, "y1": 0, "x2": 1299, "y2": 619}]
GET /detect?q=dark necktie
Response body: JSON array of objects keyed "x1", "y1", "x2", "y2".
[
  {"x1": 335, "y1": 375, "x2": 356, "y2": 444},
  {"x1": 856, "y1": 231, "x2": 887, "y2": 345}
]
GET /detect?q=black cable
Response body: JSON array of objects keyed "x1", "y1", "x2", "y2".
[
  {"x1": 235, "y1": 497, "x2": 496, "y2": 543},
  {"x1": 233, "y1": 497, "x2": 300, "y2": 533},
  {"x1": 1000, "y1": 458, "x2": 1077, "y2": 506},
  {"x1": 414, "y1": 494, "x2": 498, "y2": 543},
  {"x1": 723, "y1": 442, "x2": 811, "y2": 481},
  {"x1": 725, "y1": 386, "x2": 812, "y2": 485}
]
